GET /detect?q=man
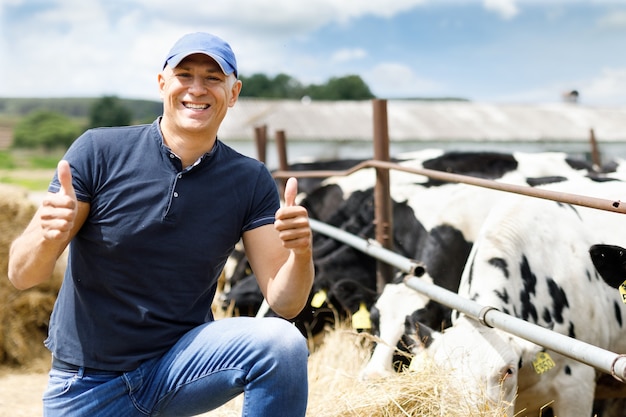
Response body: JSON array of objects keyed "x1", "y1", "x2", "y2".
[{"x1": 8, "y1": 32, "x2": 314, "y2": 417}]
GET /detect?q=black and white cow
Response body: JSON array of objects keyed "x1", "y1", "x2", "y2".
[
  {"x1": 360, "y1": 173, "x2": 586, "y2": 380},
  {"x1": 359, "y1": 151, "x2": 615, "y2": 381},
  {"x1": 360, "y1": 183, "x2": 505, "y2": 379},
  {"x1": 409, "y1": 179, "x2": 626, "y2": 416}
]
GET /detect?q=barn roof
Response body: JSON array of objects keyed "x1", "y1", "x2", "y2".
[{"x1": 218, "y1": 99, "x2": 626, "y2": 143}]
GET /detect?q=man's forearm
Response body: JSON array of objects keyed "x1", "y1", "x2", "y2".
[
  {"x1": 267, "y1": 250, "x2": 314, "y2": 319},
  {"x1": 8, "y1": 224, "x2": 66, "y2": 290}
]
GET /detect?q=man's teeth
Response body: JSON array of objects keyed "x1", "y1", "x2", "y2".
[{"x1": 184, "y1": 103, "x2": 209, "y2": 109}]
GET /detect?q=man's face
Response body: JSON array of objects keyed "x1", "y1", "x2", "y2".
[{"x1": 158, "y1": 53, "x2": 241, "y2": 137}]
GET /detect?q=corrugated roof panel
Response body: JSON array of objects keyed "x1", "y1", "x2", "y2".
[{"x1": 217, "y1": 99, "x2": 626, "y2": 143}]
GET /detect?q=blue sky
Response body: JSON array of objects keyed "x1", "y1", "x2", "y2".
[{"x1": 2, "y1": 0, "x2": 626, "y2": 106}]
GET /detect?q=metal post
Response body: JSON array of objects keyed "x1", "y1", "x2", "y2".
[
  {"x1": 372, "y1": 99, "x2": 393, "y2": 293},
  {"x1": 254, "y1": 125, "x2": 267, "y2": 163},
  {"x1": 589, "y1": 128, "x2": 601, "y2": 170},
  {"x1": 275, "y1": 130, "x2": 288, "y2": 196}
]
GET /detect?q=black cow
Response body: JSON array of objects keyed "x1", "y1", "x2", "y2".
[{"x1": 220, "y1": 184, "x2": 428, "y2": 340}]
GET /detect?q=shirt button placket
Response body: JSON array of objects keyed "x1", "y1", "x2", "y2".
[{"x1": 174, "y1": 174, "x2": 182, "y2": 198}]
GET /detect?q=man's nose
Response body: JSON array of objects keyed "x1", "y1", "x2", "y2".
[{"x1": 188, "y1": 76, "x2": 208, "y2": 95}]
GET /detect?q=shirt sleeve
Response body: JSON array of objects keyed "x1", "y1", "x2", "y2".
[
  {"x1": 242, "y1": 164, "x2": 280, "y2": 231},
  {"x1": 48, "y1": 130, "x2": 95, "y2": 203}
]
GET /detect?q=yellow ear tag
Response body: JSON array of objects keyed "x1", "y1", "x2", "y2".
[
  {"x1": 352, "y1": 302, "x2": 371, "y2": 330},
  {"x1": 532, "y1": 351, "x2": 556, "y2": 374},
  {"x1": 619, "y1": 281, "x2": 626, "y2": 304},
  {"x1": 310, "y1": 290, "x2": 327, "y2": 308}
]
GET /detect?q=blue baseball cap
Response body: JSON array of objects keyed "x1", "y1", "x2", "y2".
[{"x1": 163, "y1": 32, "x2": 238, "y2": 77}]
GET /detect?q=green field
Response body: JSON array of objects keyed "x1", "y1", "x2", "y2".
[{"x1": 0, "y1": 150, "x2": 61, "y2": 190}]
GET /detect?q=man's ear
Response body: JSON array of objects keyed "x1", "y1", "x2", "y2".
[
  {"x1": 229, "y1": 79, "x2": 243, "y2": 107},
  {"x1": 157, "y1": 72, "x2": 166, "y2": 100}
]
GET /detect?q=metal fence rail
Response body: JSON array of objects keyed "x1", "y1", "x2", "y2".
[{"x1": 309, "y1": 218, "x2": 626, "y2": 382}]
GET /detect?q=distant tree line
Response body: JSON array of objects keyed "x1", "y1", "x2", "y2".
[
  {"x1": 13, "y1": 111, "x2": 82, "y2": 150},
  {"x1": 239, "y1": 73, "x2": 375, "y2": 101},
  {"x1": 12, "y1": 96, "x2": 135, "y2": 151},
  {"x1": 5, "y1": 72, "x2": 377, "y2": 151},
  {"x1": 0, "y1": 97, "x2": 161, "y2": 121}
]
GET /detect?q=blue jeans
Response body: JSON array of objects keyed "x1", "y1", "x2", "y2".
[{"x1": 43, "y1": 317, "x2": 309, "y2": 417}]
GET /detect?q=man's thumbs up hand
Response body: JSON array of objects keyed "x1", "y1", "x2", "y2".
[
  {"x1": 283, "y1": 177, "x2": 297, "y2": 207},
  {"x1": 275, "y1": 177, "x2": 311, "y2": 254},
  {"x1": 57, "y1": 159, "x2": 76, "y2": 200},
  {"x1": 40, "y1": 160, "x2": 78, "y2": 241}
]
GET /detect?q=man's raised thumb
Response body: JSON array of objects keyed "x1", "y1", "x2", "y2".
[
  {"x1": 57, "y1": 160, "x2": 76, "y2": 198},
  {"x1": 284, "y1": 177, "x2": 298, "y2": 207}
]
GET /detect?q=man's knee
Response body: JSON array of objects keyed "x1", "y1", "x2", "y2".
[{"x1": 260, "y1": 317, "x2": 308, "y2": 358}]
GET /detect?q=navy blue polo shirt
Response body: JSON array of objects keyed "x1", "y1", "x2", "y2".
[{"x1": 45, "y1": 119, "x2": 279, "y2": 371}]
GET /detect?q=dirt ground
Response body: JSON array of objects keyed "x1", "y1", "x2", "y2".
[
  {"x1": 0, "y1": 367, "x2": 244, "y2": 417},
  {"x1": 0, "y1": 366, "x2": 48, "y2": 417}
]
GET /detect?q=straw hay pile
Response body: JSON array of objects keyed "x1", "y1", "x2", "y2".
[
  {"x1": 303, "y1": 327, "x2": 488, "y2": 417},
  {"x1": 0, "y1": 184, "x2": 64, "y2": 369}
]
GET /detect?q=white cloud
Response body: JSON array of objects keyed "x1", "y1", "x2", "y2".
[
  {"x1": 0, "y1": 0, "x2": 432, "y2": 98},
  {"x1": 477, "y1": 66, "x2": 626, "y2": 106},
  {"x1": 117, "y1": 0, "x2": 430, "y2": 33},
  {"x1": 582, "y1": 67, "x2": 626, "y2": 106},
  {"x1": 483, "y1": 0, "x2": 519, "y2": 19},
  {"x1": 330, "y1": 48, "x2": 368, "y2": 64},
  {"x1": 1, "y1": 0, "x2": 167, "y2": 99},
  {"x1": 597, "y1": 11, "x2": 626, "y2": 28},
  {"x1": 364, "y1": 63, "x2": 444, "y2": 98}
]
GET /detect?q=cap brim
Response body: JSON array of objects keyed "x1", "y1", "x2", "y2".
[{"x1": 165, "y1": 51, "x2": 234, "y2": 76}]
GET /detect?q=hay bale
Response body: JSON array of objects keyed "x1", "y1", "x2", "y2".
[
  {"x1": 306, "y1": 325, "x2": 511, "y2": 417},
  {"x1": 0, "y1": 184, "x2": 64, "y2": 368}
]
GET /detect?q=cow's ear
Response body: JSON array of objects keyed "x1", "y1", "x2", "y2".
[
  {"x1": 409, "y1": 325, "x2": 441, "y2": 356},
  {"x1": 407, "y1": 328, "x2": 441, "y2": 372},
  {"x1": 415, "y1": 321, "x2": 437, "y2": 348}
]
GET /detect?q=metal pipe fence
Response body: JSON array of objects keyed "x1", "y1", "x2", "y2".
[{"x1": 309, "y1": 218, "x2": 626, "y2": 382}]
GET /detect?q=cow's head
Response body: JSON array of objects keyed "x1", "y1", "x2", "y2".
[
  {"x1": 410, "y1": 315, "x2": 542, "y2": 415},
  {"x1": 360, "y1": 278, "x2": 432, "y2": 381}
]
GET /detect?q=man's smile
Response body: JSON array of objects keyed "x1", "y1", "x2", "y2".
[{"x1": 183, "y1": 102, "x2": 210, "y2": 110}]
